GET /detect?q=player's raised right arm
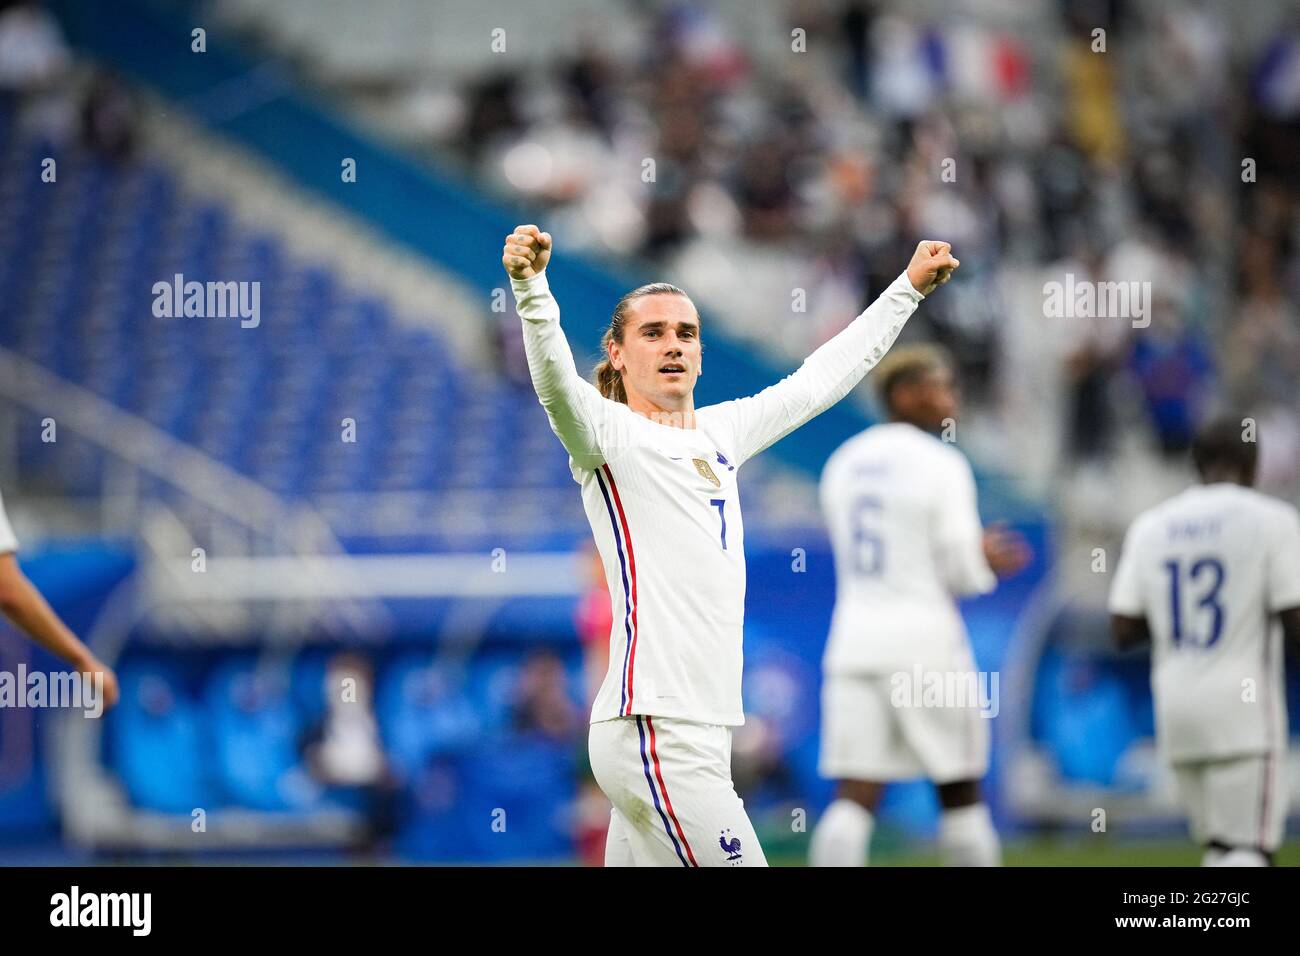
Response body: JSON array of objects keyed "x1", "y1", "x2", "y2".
[{"x1": 504, "y1": 225, "x2": 605, "y2": 469}]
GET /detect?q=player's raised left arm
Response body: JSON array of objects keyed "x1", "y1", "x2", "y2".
[{"x1": 711, "y1": 241, "x2": 959, "y2": 465}]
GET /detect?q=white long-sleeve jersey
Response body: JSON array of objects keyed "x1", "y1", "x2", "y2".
[
  {"x1": 819, "y1": 423, "x2": 996, "y2": 676},
  {"x1": 512, "y1": 270, "x2": 923, "y2": 726},
  {"x1": 1109, "y1": 483, "x2": 1300, "y2": 762}
]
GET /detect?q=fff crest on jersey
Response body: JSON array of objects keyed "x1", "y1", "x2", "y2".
[{"x1": 693, "y1": 458, "x2": 721, "y2": 487}]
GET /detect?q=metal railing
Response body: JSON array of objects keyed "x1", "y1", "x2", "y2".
[{"x1": 0, "y1": 347, "x2": 394, "y2": 849}]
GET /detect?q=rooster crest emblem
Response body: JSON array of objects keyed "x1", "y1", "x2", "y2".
[
  {"x1": 719, "y1": 828, "x2": 743, "y2": 862},
  {"x1": 692, "y1": 458, "x2": 720, "y2": 487}
]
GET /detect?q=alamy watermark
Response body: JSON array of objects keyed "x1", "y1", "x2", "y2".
[
  {"x1": 890, "y1": 665, "x2": 1000, "y2": 718},
  {"x1": 0, "y1": 666, "x2": 107, "y2": 717},
  {"x1": 152, "y1": 273, "x2": 261, "y2": 328},
  {"x1": 1043, "y1": 273, "x2": 1150, "y2": 328},
  {"x1": 50, "y1": 886, "x2": 151, "y2": 936}
]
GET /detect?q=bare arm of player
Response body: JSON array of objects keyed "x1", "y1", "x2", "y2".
[
  {"x1": 708, "y1": 241, "x2": 959, "y2": 466},
  {"x1": 936, "y1": 454, "x2": 997, "y2": 595},
  {"x1": 982, "y1": 522, "x2": 1032, "y2": 578},
  {"x1": 504, "y1": 225, "x2": 611, "y2": 470},
  {"x1": 1111, "y1": 614, "x2": 1151, "y2": 651},
  {"x1": 0, "y1": 554, "x2": 119, "y2": 709},
  {"x1": 1108, "y1": 516, "x2": 1148, "y2": 650},
  {"x1": 1267, "y1": 508, "x2": 1300, "y2": 660},
  {"x1": 1280, "y1": 607, "x2": 1300, "y2": 660}
]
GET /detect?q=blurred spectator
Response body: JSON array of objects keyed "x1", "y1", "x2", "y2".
[
  {"x1": 0, "y1": 0, "x2": 73, "y2": 143},
  {"x1": 574, "y1": 542, "x2": 611, "y2": 706},
  {"x1": 0, "y1": 0, "x2": 69, "y2": 94},
  {"x1": 1055, "y1": 249, "x2": 1129, "y2": 462},
  {"x1": 573, "y1": 542, "x2": 612, "y2": 865},
  {"x1": 1128, "y1": 311, "x2": 1214, "y2": 457},
  {"x1": 79, "y1": 70, "x2": 138, "y2": 163},
  {"x1": 301, "y1": 653, "x2": 399, "y2": 848},
  {"x1": 1256, "y1": 402, "x2": 1300, "y2": 500},
  {"x1": 509, "y1": 650, "x2": 579, "y2": 741}
]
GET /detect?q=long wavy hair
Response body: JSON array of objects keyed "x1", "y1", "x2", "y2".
[{"x1": 592, "y1": 282, "x2": 694, "y2": 404}]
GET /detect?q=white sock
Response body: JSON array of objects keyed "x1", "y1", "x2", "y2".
[
  {"x1": 939, "y1": 804, "x2": 1000, "y2": 866},
  {"x1": 810, "y1": 799, "x2": 874, "y2": 867},
  {"x1": 1207, "y1": 848, "x2": 1268, "y2": 867},
  {"x1": 1201, "y1": 846, "x2": 1226, "y2": 867}
]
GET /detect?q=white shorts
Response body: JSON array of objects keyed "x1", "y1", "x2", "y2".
[
  {"x1": 819, "y1": 672, "x2": 990, "y2": 784},
  {"x1": 1172, "y1": 751, "x2": 1288, "y2": 852},
  {"x1": 588, "y1": 715, "x2": 767, "y2": 867}
]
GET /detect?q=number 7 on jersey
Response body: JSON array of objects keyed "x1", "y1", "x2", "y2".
[{"x1": 710, "y1": 498, "x2": 727, "y2": 550}]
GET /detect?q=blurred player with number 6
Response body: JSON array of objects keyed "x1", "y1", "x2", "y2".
[{"x1": 810, "y1": 345, "x2": 1029, "y2": 867}]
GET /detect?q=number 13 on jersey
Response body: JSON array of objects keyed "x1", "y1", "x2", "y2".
[{"x1": 1164, "y1": 556, "x2": 1226, "y2": 648}]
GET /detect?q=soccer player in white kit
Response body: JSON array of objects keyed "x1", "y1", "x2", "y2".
[
  {"x1": 809, "y1": 345, "x2": 1029, "y2": 867},
  {"x1": 502, "y1": 225, "x2": 959, "y2": 866},
  {"x1": 1109, "y1": 417, "x2": 1300, "y2": 866},
  {"x1": 0, "y1": 486, "x2": 119, "y2": 708}
]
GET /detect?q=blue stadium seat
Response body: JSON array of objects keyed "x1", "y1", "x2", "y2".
[
  {"x1": 376, "y1": 654, "x2": 482, "y2": 774},
  {"x1": 205, "y1": 661, "x2": 323, "y2": 812},
  {"x1": 458, "y1": 738, "x2": 576, "y2": 861},
  {"x1": 0, "y1": 128, "x2": 591, "y2": 526},
  {"x1": 1033, "y1": 650, "x2": 1136, "y2": 786},
  {"x1": 110, "y1": 663, "x2": 215, "y2": 814}
]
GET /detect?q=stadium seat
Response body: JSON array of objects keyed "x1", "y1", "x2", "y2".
[
  {"x1": 205, "y1": 661, "x2": 323, "y2": 813},
  {"x1": 110, "y1": 663, "x2": 216, "y2": 814}
]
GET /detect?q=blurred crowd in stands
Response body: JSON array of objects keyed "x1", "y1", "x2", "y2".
[
  {"x1": 437, "y1": 0, "x2": 1300, "y2": 507},
  {"x1": 13, "y1": 0, "x2": 1294, "y2": 504}
]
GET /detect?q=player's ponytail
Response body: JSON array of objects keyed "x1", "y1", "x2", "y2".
[
  {"x1": 593, "y1": 282, "x2": 693, "y2": 404},
  {"x1": 593, "y1": 328, "x2": 628, "y2": 404}
]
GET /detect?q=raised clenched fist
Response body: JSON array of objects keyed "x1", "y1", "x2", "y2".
[
  {"x1": 503, "y1": 224, "x2": 553, "y2": 280},
  {"x1": 906, "y1": 240, "x2": 960, "y2": 297}
]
